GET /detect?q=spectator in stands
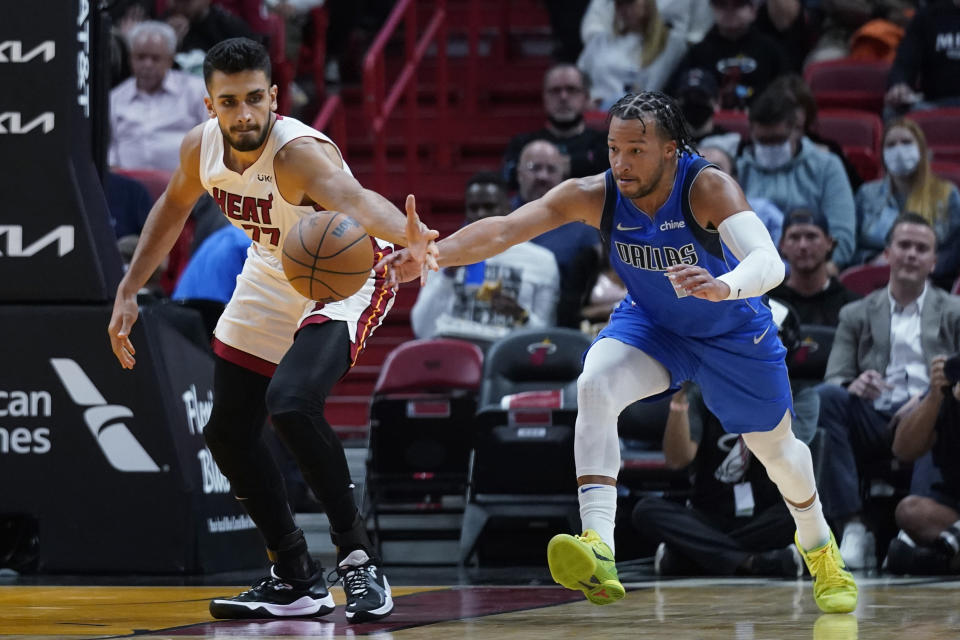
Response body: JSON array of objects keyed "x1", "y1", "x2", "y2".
[
  {"x1": 172, "y1": 224, "x2": 252, "y2": 304},
  {"x1": 109, "y1": 21, "x2": 210, "y2": 171},
  {"x1": 544, "y1": 0, "x2": 593, "y2": 62},
  {"x1": 166, "y1": 0, "x2": 258, "y2": 72},
  {"x1": 670, "y1": 0, "x2": 790, "y2": 109},
  {"x1": 770, "y1": 209, "x2": 861, "y2": 327},
  {"x1": 700, "y1": 145, "x2": 784, "y2": 244},
  {"x1": 885, "y1": 353, "x2": 960, "y2": 575},
  {"x1": 576, "y1": 0, "x2": 688, "y2": 109},
  {"x1": 560, "y1": 242, "x2": 627, "y2": 334},
  {"x1": 672, "y1": 68, "x2": 740, "y2": 158},
  {"x1": 737, "y1": 87, "x2": 856, "y2": 268},
  {"x1": 502, "y1": 64, "x2": 609, "y2": 189},
  {"x1": 514, "y1": 140, "x2": 602, "y2": 294},
  {"x1": 118, "y1": 234, "x2": 167, "y2": 299},
  {"x1": 769, "y1": 74, "x2": 863, "y2": 191},
  {"x1": 854, "y1": 118, "x2": 960, "y2": 287},
  {"x1": 410, "y1": 172, "x2": 560, "y2": 348},
  {"x1": 582, "y1": 0, "x2": 714, "y2": 47},
  {"x1": 815, "y1": 213, "x2": 960, "y2": 569},
  {"x1": 806, "y1": 0, "x2": 912, "y2": 66},
  {"x1": 885, "y1": 0, "x2": 960, "y2": 115},
  {"x1": 106, "y1": 172, "x2": 153, "y2": 238}
]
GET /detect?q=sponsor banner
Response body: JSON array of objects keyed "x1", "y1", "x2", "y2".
[
  {"x1": 0, "y1": 3, "x2": 121, "y2": 301},
  {"x1": 141, "y1": 308, "x2": 263, "y2": 572},
  {"x1": 0, "y1": 305, "x2": 262, "y2": 573}
]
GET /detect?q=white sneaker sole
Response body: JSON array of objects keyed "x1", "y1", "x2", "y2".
[{"x1": 209, "y1": 593, "x2": 335, "y2": 619}]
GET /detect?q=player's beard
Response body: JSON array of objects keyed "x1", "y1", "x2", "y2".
[{"x1": 222, "y1": 120, "x2": 270, "y2": 152}]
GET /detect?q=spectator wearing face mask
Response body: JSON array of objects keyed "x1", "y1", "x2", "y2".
[
  {"x1": 736, "y1": 86, "x2": 856, "y2": 268},
  {"x1": 854, "y1": 119, "x2": 960, "y2": 285},
  {"x1": 672, "y1": 68, "x2": 741, "y2": 159}
]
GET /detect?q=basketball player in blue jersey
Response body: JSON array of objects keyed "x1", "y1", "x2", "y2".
[
  {"x1": 381, "y1": 92, "x2": 858, "y2": 614},
  {"x1": 107, "y1": 39, "x2": 438, "y2": 622}
]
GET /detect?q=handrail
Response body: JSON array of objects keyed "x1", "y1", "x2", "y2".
[
  {"x1": 313, "y1": 94, "x2": 347, "y2": 158},
  {"x1": 362, "y1": 0, "x2": 449, "y2": 193}
]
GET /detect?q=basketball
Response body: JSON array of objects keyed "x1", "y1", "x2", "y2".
[{"x1": 281, "y1": 212, "x2": 374, "y2": 302}]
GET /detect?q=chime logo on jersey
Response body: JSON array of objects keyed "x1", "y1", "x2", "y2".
[
  {"x1": 211, "y1": 187, "x2": 281, "y2": 246},
  {"x1": 614, "y1": 241, "x2": 698, "y2": 271}
]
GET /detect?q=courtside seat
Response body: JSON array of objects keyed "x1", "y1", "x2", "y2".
[
  {"x1": 365, "y1": 338, "x2": 484, "y2": 554},
  {"x1": 460, "y1": 327, "x2": 592, "y2": 564}
]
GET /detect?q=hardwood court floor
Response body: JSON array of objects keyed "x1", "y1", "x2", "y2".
[{"x1": 1, "y1": 576, "x2": 959, "y2": 639}]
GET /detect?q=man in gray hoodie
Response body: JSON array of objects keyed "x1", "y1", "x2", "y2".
[{"x1": 736, "y1": 87, "x2": 856, "y2": 268}]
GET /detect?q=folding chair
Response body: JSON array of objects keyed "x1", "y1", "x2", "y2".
[
  {"x1": 364, "y1": 338, "x2": 484, "y2": 556},
  {"x1": 459, "y1": 327, "x2": 592, "y2": 565}
]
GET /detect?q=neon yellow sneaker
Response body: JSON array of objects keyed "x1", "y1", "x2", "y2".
[
  {"x1": 795, "y1": 532, "x2": 858, "y2": 614},
  {"x1": 547, "y1": 529, "x2": 625, "y2": 605}
]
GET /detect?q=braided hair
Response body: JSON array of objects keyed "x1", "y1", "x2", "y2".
[{"x1": 608, "y1": 91, "x2": 699, "y2": 157}]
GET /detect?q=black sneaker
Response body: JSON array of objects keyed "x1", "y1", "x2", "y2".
[
  {"x1": 209, "y1": 566, "x2": 335, "y2": 619},
  {"x1": 334, "y1": 549, "x2": 394, "y2": 622},
  {"x1": 751, "y1": 545, "x2": 804, "y2": 577}
]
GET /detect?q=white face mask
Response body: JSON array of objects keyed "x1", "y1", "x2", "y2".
[
  {"x1": 753, "y1": 140, "x2": 793, "y2": 170},
  {"x1": 884, "y1": 142, "x2": 920, "y2": 177}
]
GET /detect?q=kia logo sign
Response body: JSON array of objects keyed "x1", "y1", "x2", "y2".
[
  {"x1": 0, "y1": 41, "x2": 55, "y2": 63},
  {"x1": 0, "y1": 226, "x2": 74, "y2": 257},
  {"x1": 0, "y1": 112, "x2": 55, "y2": 135}
]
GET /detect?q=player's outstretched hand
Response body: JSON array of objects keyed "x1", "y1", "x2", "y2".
[
  {"x1": 666, "y1": 265, "x2": 731, "y2": 302},
  {"x1": 403, "y1": 194, "x2": 439, "y2": 279},
  {"x1": 377, "y1": 248, "x2": 424, "y2": 287},
  {"x1": 108, "y1": 293, "x2": 139, "y2": 369}
]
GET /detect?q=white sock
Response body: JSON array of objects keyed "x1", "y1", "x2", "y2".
[
  {"x1": 789, "y1": 493, "x2": 831, "y2": 551},
  {"x1": 578, "y1": 484, "x2": 617, "y2": 554}
]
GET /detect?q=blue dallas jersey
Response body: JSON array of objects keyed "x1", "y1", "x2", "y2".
[{"x1": 600, "y1": 153, "x2": 771, "y2": 338}]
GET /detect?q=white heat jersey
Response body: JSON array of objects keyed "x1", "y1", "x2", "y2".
[
  {"x1": 197, "y1": 115, "x2": 396, "y2": 369},
  {"x1": 198, "y1": 114, "x2": 391, "y2": 268}
]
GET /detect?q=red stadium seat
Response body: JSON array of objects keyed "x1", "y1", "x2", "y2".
[
  {"x1": 804, "y1": 59, "x2": 891, "y2": 113},
  {"x1": 366, "y1": 338, "x2": 484, "y2": 551},
  {"x1": 584, "y1": 109, "x2": 608, "y2": 131},
  {"x1": 933, "y1": 161, "x2": 960, "y2": 189},
  {"x1": 909, "y1": 108, "x2": 960, "y2": 164},
  {"x1": 839, "y1": 263, "x2": 890, "y2": 296},
  {"x1": 713, "y1": 109, "x2": 750, "y2": 137},
  {"x1": 844, "y1": 147, "x2": 882, "y2": 181},
  {"x1": 817, "y1": 109, "x2": 883, "y2": 156}
]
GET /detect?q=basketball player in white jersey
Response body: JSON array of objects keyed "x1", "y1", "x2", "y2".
[{"x1": 107, "y1": 38, "x2": 437, "y2": 622}]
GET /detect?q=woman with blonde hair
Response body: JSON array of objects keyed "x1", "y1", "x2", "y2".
[
  {"x1": 577, "y1": 0, "x2": 687, "y2": 109},
  {"x1": 854, "y1": 118, "x2": 960, "y2": 277}
]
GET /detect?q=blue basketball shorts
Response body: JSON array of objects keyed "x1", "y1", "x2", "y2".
[{"x1": 595, "y1": 303, "x2": 794, "y2": 434}]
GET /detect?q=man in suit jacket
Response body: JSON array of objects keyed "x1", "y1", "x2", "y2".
[
  {"x1": 817, "y1": 213, "x2": 960, "y2": 569},
  {"x1": 815, "y1": 213, "x2": 960, "y2": 569}
]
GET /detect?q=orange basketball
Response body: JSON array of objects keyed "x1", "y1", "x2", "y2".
[{"x1": 281, "y1": 212, "x2": 374, "y2": 302}]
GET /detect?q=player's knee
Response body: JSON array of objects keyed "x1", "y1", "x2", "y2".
[
  {"x1": 265, "y1": 380, "x2": 319, "y2": 418},
  {"x1": 895, "y1": 495, "x2": 930, "y2": 530},
  {"x1": 577, "y1": 370, "x2": 619, "y2": 412}
]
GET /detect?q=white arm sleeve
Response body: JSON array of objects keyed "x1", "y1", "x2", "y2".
[{"x1": 715, "y1": 210, "x2": 785, "y2": 300}]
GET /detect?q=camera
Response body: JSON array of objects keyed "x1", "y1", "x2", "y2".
[{"x1": 945, "y1": 353, "x2": 960, "y2": 385}]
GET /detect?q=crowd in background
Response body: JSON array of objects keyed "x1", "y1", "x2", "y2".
[{"x1": 100, "y1": 0, "x2": 960, "y2": 577}]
